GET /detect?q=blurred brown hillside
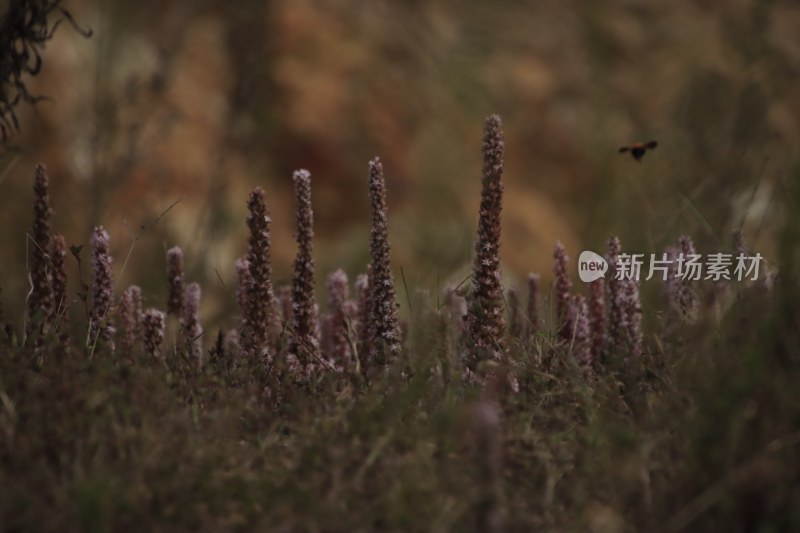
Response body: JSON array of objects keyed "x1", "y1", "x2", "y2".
[{"x1": 1, "y1": 0, "x2": 798, "y2": 324}]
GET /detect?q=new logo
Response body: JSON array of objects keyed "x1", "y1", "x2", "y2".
[{"x1": 578, "y1": 251, "x2": 608, "y2": 283}]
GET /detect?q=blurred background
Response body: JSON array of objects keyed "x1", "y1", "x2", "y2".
[{"x1": 1, "y1": 0, "x2": 798, "y2": 328}]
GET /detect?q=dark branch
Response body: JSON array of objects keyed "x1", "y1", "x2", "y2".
[{"x1": 0, "y1": 0, "x2": 92, "y2": 143}]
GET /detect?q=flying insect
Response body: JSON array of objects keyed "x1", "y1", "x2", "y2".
[{"x1": 619, "y1": 140, "x2": 658, "y2": 161}]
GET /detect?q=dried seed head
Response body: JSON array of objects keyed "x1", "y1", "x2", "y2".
[
  {"x1": 235, "y1": 256, "x2": 252, "y2": 336},
  {"x1": 119, "y1": 285, "x2": 143, "y2": 355},
  {"x1": 367, "y1": 158, "x2": 402, "y2": 373},
  {"x1": 50, "y1": 234, "x2": 68, "y2": 326},
  {"x1": 289, "y1": 169, "x2": 320, "y2": 376},
  {"x1": 526, "y1": 273, "x2": 540, "y2": 341},
  {"x1": 588, "y1": 277, "x2": 606, "y2": 362},
  {"x1": 571, "y1": 294, "x2": 592, "y2": 371},
  {"x1": 464, "y1": 115, "x2": 507, "y2": 373},
  {"x1": 28, "y1": 163, "x2": 54, "y2": 335},
  {"x1": 90, "y1": 226, "x2": 115, "y2": 351},
  {"x1": 166, "y1": 246, "x2": 185, "y2": 317},
  {"x1": 243, "y1": 186, "x2": 276, "y2": 359},
  {"x1": 355, "y1": 271, "x2": 371, "y2": 373},
  {"x1": 606, "y1": 236, "x2": 643, "y2": 358},
  {"x1": 553, "y1": 242, "x2": 573, "y2": 343},
  {"x1": 325, "y1": 269, "x2": 351, "y2": 368},
  {"x1": 665, "y1": 236, "x2": 700, "y2": 323},
  {"x1": 142, "y1": 308, "x2": 166, "y2": 358},
  {"x1": 181, "y1": 282, "x2": 204, "y2": 365}
]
